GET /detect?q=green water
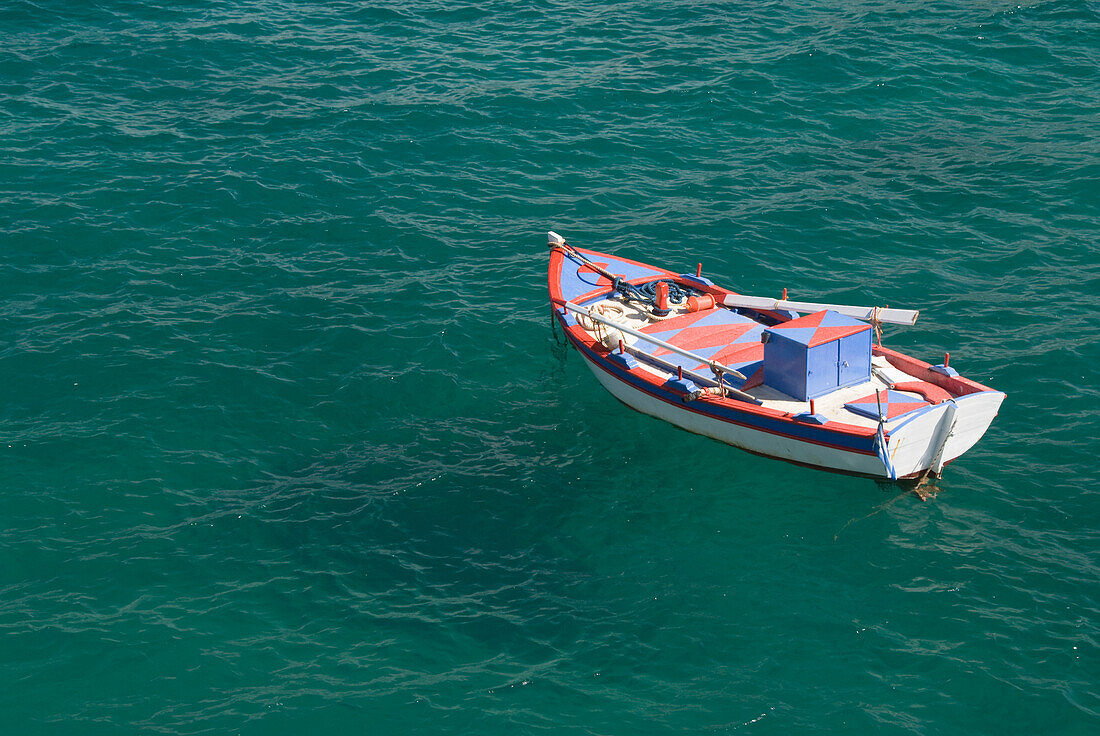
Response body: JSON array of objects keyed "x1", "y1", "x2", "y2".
[{"x1": 1, "y1": 1, "x2": 1097, "y2": 733}]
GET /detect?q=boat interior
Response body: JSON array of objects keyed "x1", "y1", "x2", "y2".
[{"x1": 574, "y1": 294, "x2": 958, "y2": 430}]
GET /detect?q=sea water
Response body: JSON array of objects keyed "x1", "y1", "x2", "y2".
[{"x1": 1, "y1": 1, "x2": 1097, "y2": 733}]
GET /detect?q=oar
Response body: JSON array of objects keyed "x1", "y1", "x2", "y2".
[
  {"x1": 717, "y1": 294, "x2": 918, "y2": 326},
  {"x1": 557, "y1": 299, "x2": 746, "y2": 382},
  {"x1": 617, "y1": 341, "x2": 762, "y2": 405},
  {"x1": 556, "y1": 300, "x2": 760, "y2": 404}
]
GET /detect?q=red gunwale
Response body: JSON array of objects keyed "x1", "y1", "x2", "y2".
[{"x1": 872, "y1": 345, "x2": 996, "y2": 396}]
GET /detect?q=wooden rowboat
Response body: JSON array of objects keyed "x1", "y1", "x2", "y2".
[{"x1": 547, "y1": 232, "x2": 1004, "y2": 481}]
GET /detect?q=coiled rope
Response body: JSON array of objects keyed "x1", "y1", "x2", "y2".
[{"x1": 612, "y1": 277, "x2": 698, "y2": 315}]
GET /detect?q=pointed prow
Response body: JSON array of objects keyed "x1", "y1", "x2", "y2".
[{"x1": 547, "y1": 231, "x2": 566, "y2": 248}]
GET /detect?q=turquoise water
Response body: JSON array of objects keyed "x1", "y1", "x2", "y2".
[{"x1": 2, "y1": 0, "x2": 1098, "y2": 732}]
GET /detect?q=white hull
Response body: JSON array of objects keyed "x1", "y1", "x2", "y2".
[
  {"x1": 887, "y1": 390, "x2": 1006, "y2": 476},
  {"x1": 583, "y1": 355, "x2": 1004, "y2": 480},
  {"x1": 584, "y1": 357, "x2": 886, "y2": 476}
]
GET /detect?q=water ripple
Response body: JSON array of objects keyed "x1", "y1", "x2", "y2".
[{"x1": 1, "y1": 0, "x2": 1098, "y2": 733}]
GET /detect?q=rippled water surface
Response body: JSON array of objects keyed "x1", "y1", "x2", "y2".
[{"x1": 2, "y1": 1, "x2": 1098, "y2": 733}]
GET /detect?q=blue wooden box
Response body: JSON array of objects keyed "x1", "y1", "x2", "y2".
[{"x1": 761, "y1": 310, "x2": 872, "y2": 400}]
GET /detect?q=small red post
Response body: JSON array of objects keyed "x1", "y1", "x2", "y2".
[
  {"x1": 655, "y1": 281, "x2": 669, "y2": 311},
  {"x1": 782, "y1": 288, "x2": 788, "y2": 300},
  {"x1": 696, "y1": 263, "x2": 702, "y2": 278},
  {"x1": 944, "y1": 352, "x2": 950, "y2": 366},
  {"x1": 619, "y1": 339, "x2": 625, "y2": 355},
  {"x1": 678, "y1": 365, "x2": 683, "y2": 380},
  {"x1": 810, "y1": 399, "x2": 816, "y2": 415}
]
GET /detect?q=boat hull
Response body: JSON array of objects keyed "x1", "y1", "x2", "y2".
[
  {"x1": 582, "y1": 353, "x2": 890, "y2": 477},
  {"x1": 548, "y1": 241, "x2": 1005, "y2": 481},
  {"x1": 581, "y1": 349, "x2": 1004, "y2": 479},
  {"x1": 887, "y1": 390, "x2": 1006, "y2": 476}
]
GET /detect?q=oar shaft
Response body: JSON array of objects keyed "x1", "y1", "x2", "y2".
[
  {"x1": 619, "y1": 343, "x2": 761, "y2": 404},
  {"x1": 720, "y1": 295, "x2": 918, "y2": 326},
  {"x1": 559, "y1": 300, "x2": 747, "y2": 382}
]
